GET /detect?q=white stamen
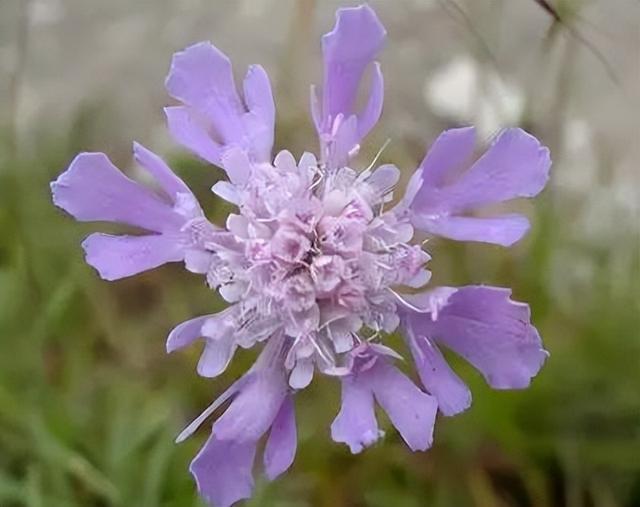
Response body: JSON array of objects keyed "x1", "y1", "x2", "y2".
[
  {"x1": 387, "y1": 288, "x2": 429, "y2": 313},
  {"x1": 363, "y1": 138, "x2": 391, "y2": 174}
]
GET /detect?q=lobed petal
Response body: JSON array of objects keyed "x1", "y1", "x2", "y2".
[
  {"x1": 165, "y1": 42, "x2": 275, "y2": 166},
  {"x1": 403, "y1": 286, "x2": 548, "y2": 391},
  {"x1": 331, "y1": 376, "x2": 380, "y2": 454},
  {"x1": 415, "y1": 126, "x2": 476, "y2": 189},
  {"x1": 164, "y1": 106, "x2": 222, "y2": 164},
  {"x1": 241, "y1": 64, "x2": 276, "y2": 162},
  {"x1": 314, "y1": 4, "x2": 387, "y2": 167},
  {"x1": 82, "y1": 232, "x2": 184, "y2": 281},
  {"x1": 166, "y1": 314, "x2": 212, "y2": 353},
  {"x1": 409, "y1": 128, "x2": 551, "y2": 245},
  {"x1": 213, "y1": 369, "x2": 288, "y2": 443},
  {"x1": 412, "y1": 214, "x2": 531, "y2": 247},
  {"x1": 367, "y1": 361, "x2": 438, "y2": 452},
  {"x1": 406, "y1": 333, "x2": 472, "y2": 416},
  {"x1": 166, "y1": 309, "x2": 238, "y2": 378},
  {"x1": 52, "y1": 147, "x2": 211, "y2": 279},
  {"x1": 166, "y1": 42, "x2": 244, "y2": 140},
  {"x1": 356, "y1": 62, "x2": 384, "y2": 140},
  {"x1": 190, "y1": 435, "x2": 256, "y2": 507},
  {"x1": 320, "y1": 4, "x2": 386, "y2": 124},
  {"x1": 52, "y1": 152, "x2": 184, "y2": 233},
  {"x1": 197, "y1": 333, "x2": 237, "y2": 378},
  {"x1": 133, "y1": 142, "x2": 193, "y2": 201},
  {"x1": 187, "y1": 390, "x2": 296, "y2": 506},
  {"x1": 441, "y1": 128, "x2": 550, "y2": 211},
  {"x1": 263, "y1": 395, "x2": 297, "y2": 480},
  {"x1": 331, "y1": 347, "x2": 437, "y2": 454}
]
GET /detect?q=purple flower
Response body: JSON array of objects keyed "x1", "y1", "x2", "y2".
[{"x1": 51, "y1": 4, "x2": 551, "y2": 507}]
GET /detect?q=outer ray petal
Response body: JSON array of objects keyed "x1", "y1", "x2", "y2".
[
  {"x1": 197, "y1": 332, "x2": 237, "y2": 379},
  {"x1": 412, "y1": 214, "x2": 531, "y2": 247},
  {"x1": 314, "y1": 4, "x2": 387, "y2": 168},
  {"x1": 213, "y1": 369, "x2": 288, "y2": 443},
  {"x1": 402, "y1": 286, "x2": 548, "y2": 391},
  {"x1": 51, "y1": 146, "x2": 218, "y2": 280},
  {"x1": 165, "y1": 42, "x2": 275, "y2": 166},
  {"x1": 51, "y1": 152, "x2": 183, "y2": 233},
  {"x1": 368, "y1": 361, "x2": 438, "y2": 452},
  {"x1": 408, "y1": 128, "x2": 551, "y2": 245},
  {"x1": 263, "y1": 395, "x2": 297, "y2": 480},
  {"x1": 320, "y1": 5, "x2": 386, "y2": 121},
  {"x1": 190, "y1": 435, "x2": 256, "y2": 507},
  {"x1": 166, "y1": 309, "x2": 238, "y2": 378},
  {"x1": 406, "y1": 333, "x2": 472, "y2": 416},
  {"x1": 133, "y1": 142, "x2": 192, "y2": 200},
  {"x1": 331, "y1": 376, "x2": 380, "y2": 454},
  {"x1": 164, "y1": 106, "x2": 222, "y2": 165},
  {"x1": 82, "y1": 233, "x2": 184, "y2": 281}
]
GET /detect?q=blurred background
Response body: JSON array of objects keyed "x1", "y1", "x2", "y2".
[{"x1": 0, "y1": 0, "x2": 638, "y2": 506}]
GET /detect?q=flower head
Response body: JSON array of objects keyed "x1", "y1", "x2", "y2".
[{"x1": 51, "y1": 4, "x2": 551, "y2": 507}]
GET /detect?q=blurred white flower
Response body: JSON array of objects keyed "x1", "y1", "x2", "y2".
[
  {"x1": 408, "y1": 0, "x2": 437, "y2": 11},
  {"x1": 558, "y1": 117, "x2": 597, "y2": 193},
  {"x1": 424, "y1": 55, "x2": 525, "y2": 138},
  {"x1": 28, "y1": 0, "x2": 64, "y2": 27}
]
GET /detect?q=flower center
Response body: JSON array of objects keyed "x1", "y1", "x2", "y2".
[{"x1": 200, "y1": 159, "x2": 429, "y2": 376}]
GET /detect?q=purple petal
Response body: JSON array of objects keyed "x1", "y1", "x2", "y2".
[
  {"x1": 410, "y1": 128, "x2": 551, "y2": 245},
  {"x1": 184, "y1": 249, "x2": 214, "y2": 274},
  {"x1": 404, "y1": 286, "x2": 548, "y2": 389},
  {"x1": 314, "y1": 5, "x2": 387, "y2": 167},
  {"x1": 366, "y1": 163, "x2": 400, "y2": 198},
  {"x1": 415, "y1": 128, "x2": 550, "y2": 212},
  {"x1": 396, "y1": 127, "x2": 475, "y2": 213},
  {"x1": 166, "y1": 313, "x2": 214, "y2": 353},
  {"x1": 327, "y1": 114, "x2": 360, "y2": 168},
  {"x1": 165, "y1": 42, "x2": 274, "y2": 165},
  {"x1": 288, "y1": 359, "x2": 314, "y2": 389},
  {"x1": 166, "y1": 309, "x2": 238, "y2": 378},
  {"x1": 241, "y1": 64, "x2": 276, "y2": 162},
  {"x1": 417, "y1": 126, "x2": 477, "y2": 188},
  {"x1": 197, "y1": 333, "x2": 237, "y2": 378},
  {"x1": 406, "y1": 334, "x2": 471, "y2": 416},
  {"x1": 397, "y1": 286, "x2": 458, "y2": 317},
  {"x1": 263, "y1": 396, "x2": 297, "y2": 481},
  {"x1": 132, "y1": 142, "x2": 192, "y2": 201},
  {"x1": 82, "y1": 232, "x2": 184, "y2": 281},
  {"x1": 166, "y1": 42, "x2": 244, "y2": 140},
  {"x1": 367, "y1": 361, "x2": 438, "y2": 452},
  {"x1": 190, "y1": 434, "x2": 256, "y2": 507},
  {"x1": 176, "y1": 373, "x2": 255, "y2": 444},
  {"x1": 356, "y1": 61, "x2": 384, "y2": 139},
  {"x1": 331, "y1": 376, "x2": 381, "y2": 454},
  {"x1": 445, "y1": 128, "x2": 550, "y2": 210},
  {"x1": 214, "y1": 369, "x2": 288, "y2": 442},
  {"x1": 221, "y1": 147, "x2": 252, "y2": 186},
  {"x1": 211, "y1": 180, "x2": 242, "y2": 205},
  {"x1": 320, "y1": 5, "x2": 386, "y2": 125},
  {"x1": 412, "y1": 214, "x2": 531, "y2": 247},
  {"x1": 166, "y1": 307, "x2": 235, "y2": 351},
  {"x1": 164, "y1": 106, "x2": 221, "y2": 165},
  {"x1": 52, "y1": 153, "x2": 184, "y2": 233}
]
